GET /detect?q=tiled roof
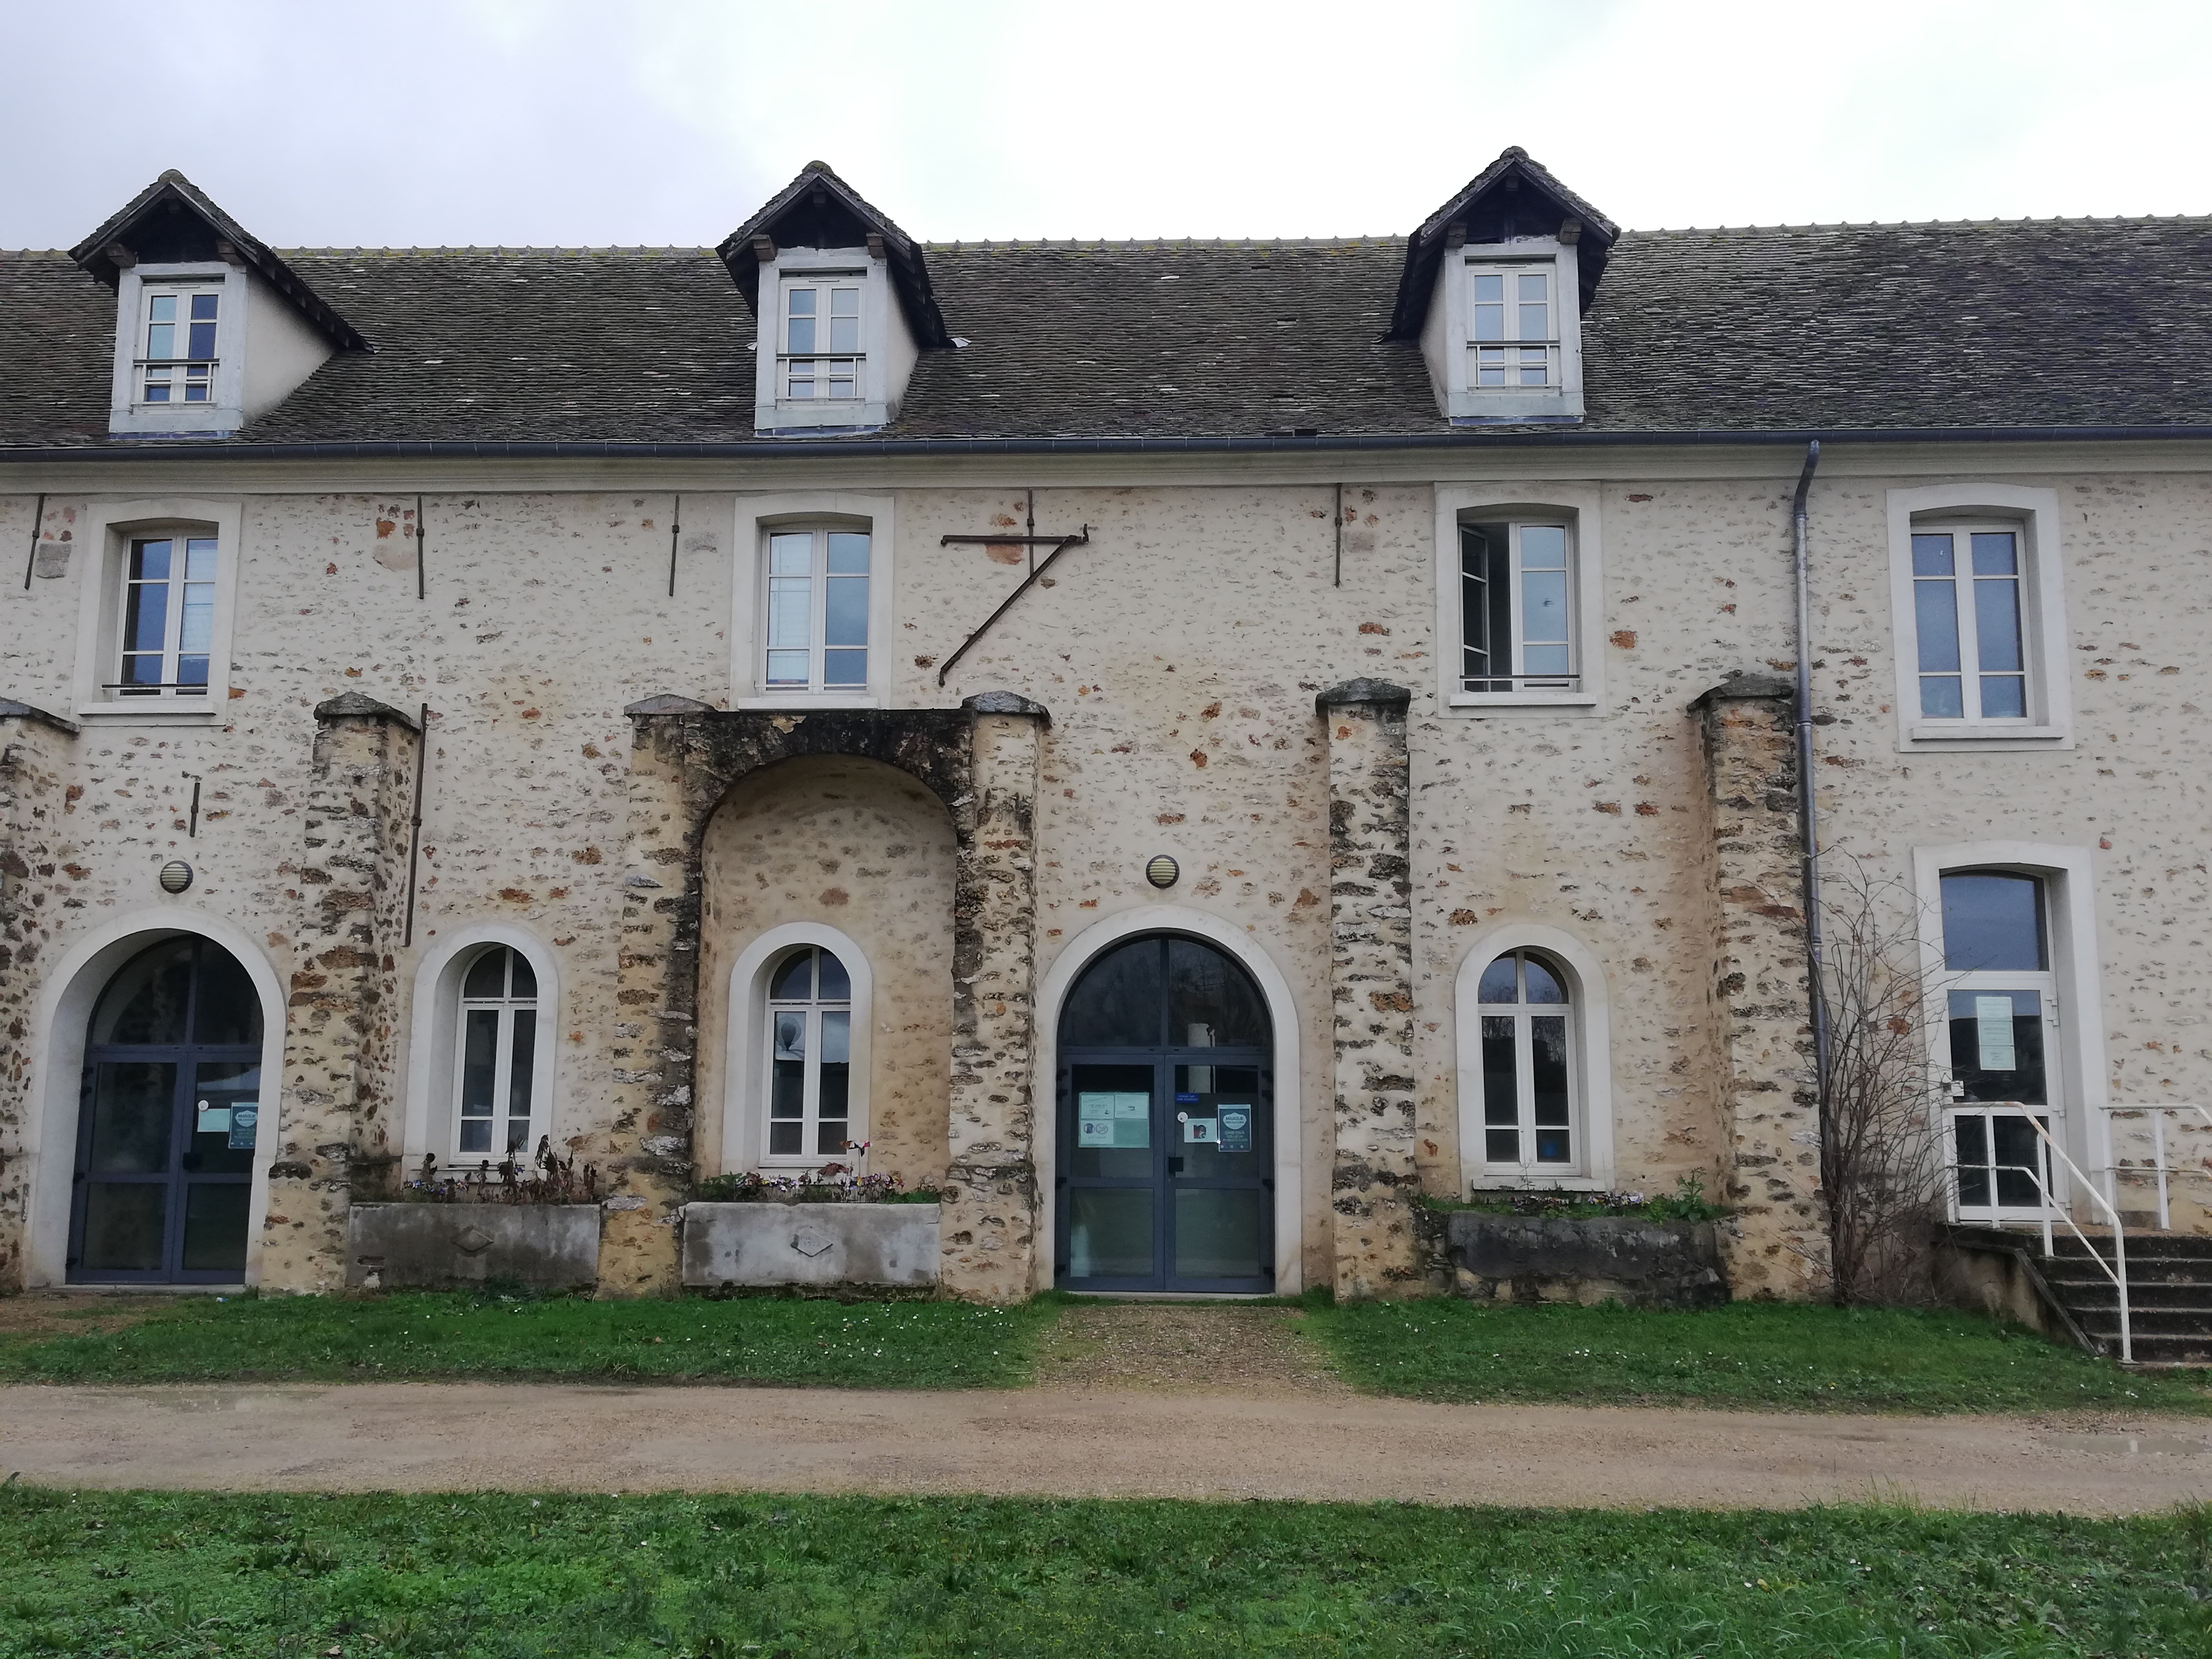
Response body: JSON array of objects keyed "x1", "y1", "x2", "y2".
[{"x1": 5, "y1": 213, "x2": 2212, "y2": 449}]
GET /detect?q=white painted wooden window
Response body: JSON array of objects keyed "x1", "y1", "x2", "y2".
[
  {"x1": 1911, "y1": 526, "x2": 2029, "y2": 723},
  {"x1": 764, "y1": 946, "x2": 853, "y2": 1162},
  {"x1": 1467, "y1": 263, "x2": 1556, "y2": 388},
  {"x1": 1939, "y1": 871, "x2": 2062, "y2": 1220},
  {"x1": 1459, "y1": 520, "x2": 1575, "y2": 692},
  {"x1": 453, "y1": 946, "x2": 540, "y2": 1160},
  {"x1": 781, "y1": 278, "x2": 862, "y2": 401},
  {"x1": 137, "y1": 282, "x2": 223, "y2": 405},
  {"x1": 1476, "y1": 950, "x2": 1578, "y2": 1172},
  {"x1": 115, "y1": 534, "x2": 218, "y2": 697},
  {"x1": 763, "y1": 526, "x2": 871, "y2": 691}
]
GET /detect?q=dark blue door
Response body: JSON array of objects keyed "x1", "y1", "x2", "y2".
[{"x1": 69, "y1": 937, "x2": 263, "y2": 1284}]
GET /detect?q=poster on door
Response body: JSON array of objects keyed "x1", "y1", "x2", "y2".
[{"x1": 1078, "y1": 1092, "x2": 1150, "y2": 1148}]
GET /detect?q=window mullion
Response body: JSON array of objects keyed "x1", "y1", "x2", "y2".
[
  {"x1": 489, "y1": 1006, "x2": 514, "y2": 1159},
  {"x1": 810, "y1": 531, "x2": 829, "y2": 690},
  {"x1": 803, "y1": 1006, "x2": 822, "y2": 1152},
  {"x1": 1515, "y1": 1006, "x2": 1537, "y2": 1168},
  {"x1": 1955, "y1": 560, "x2": 1984, "y2": 721},
  {"x1": 1506, "y1": 526, "x2": 1526, "y2": 678}
]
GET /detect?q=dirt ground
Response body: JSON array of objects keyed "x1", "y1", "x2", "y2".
[
  {"x1": 0, "y1": 1292, "x2": 176, "y2": 1342},
  {"x1": 5, "y1": 1295, "x2": 2210, "y2": 1512}
]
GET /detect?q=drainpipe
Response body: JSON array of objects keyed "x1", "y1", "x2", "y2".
[{"x1": 1790, "y1": 440, "x2": 1829, "y2": 1110}]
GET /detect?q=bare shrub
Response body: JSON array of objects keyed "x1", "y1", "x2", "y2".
[{"x1": 1818, "y1": 860, "x2": 1948, "y2": 1304}]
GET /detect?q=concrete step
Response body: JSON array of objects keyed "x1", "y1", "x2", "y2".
[
  {"x1": 2075, "y1": 1308, "x2": 2212, "y2": 1338},
  {"x1": 2049, "y1": 1282, "x2": 2212, "y2": 1312}
]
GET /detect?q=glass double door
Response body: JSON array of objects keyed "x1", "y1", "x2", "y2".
[
  {"x1": 1058, "y1": 1052, "x2": 1273, "y2": 1294},
  {"x1": 70, "y1": 936, "x2": 263, "y2": 1283},
  {"x1": 1945, "y1": 985, "x2": 2062, "y2": 1222}
]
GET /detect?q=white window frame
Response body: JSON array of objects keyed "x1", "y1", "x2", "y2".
[
  {"x1": 399, "y1": 925, "x2": 562, "y2": 1178},
  {"x1": 760, "y1": 944, "x2": 857, "y2": 1167},
  {"x1": 132, "y1": 278, "x2": 227, "y2": 409},
  {"x1": 107, "y1": 264, "x2": 249, "y2": 436},
  {"x1": 720, "y1": 922, "x2": 874, "y2": 1175},
  {"x1": 1911, "y1": 843, "x2": 2111, "y2": 1211},
  {"x1": 1433, "y1": 483, "x2": 1603, "y2": 714},
  {"x1": 70, "y1": 497, "x2": 245, "y2": 724},
  {"x1": 1420, "y1": 239, "x2": 1585, "y2": 423},
  {"x1": 760, "y1": 524, "x2": 874, "y2": 695},
  {"x1": 752, "y1": 247, "x2": 910, "y2": 433},
  {"x1": 449, "y1": 944, "x2": 544, "y2": 1165},
  {"x1": 1887, "y1": 484, "x2": 2072, "y2": 751},
  {"x1": 112, "y1": 530, "x2": 220, "y2": 700},
  {"x1": 1454, "y1": 924, "x2": 1615, "y2": 1193},
  {"x1": 732, "y1": 492, "x2": 895, "y2": 709}
]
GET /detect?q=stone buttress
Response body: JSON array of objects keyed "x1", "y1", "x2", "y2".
[
  {"x1": 0, "y1": 699, "x2": 80, "y2": 1292},
  {"x1": 1693, "y1": 674, "x2": 1832, "y2": 1297},
  {"x1": 594, "y1": 692, "x2": 1047, "y2": 1300},
  {"x1": 261, "y1": 694, "x2": 418, "y2": 1292},
  {"x1": 1319, "y1": 679, "x2": 1423, "y2": 1298}
]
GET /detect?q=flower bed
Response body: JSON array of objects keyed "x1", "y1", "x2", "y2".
[{"x1": 681, "y1": 1202, "x2": 940, "y2": 1289}]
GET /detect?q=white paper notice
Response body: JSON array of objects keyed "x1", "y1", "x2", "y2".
[
  {"x1": 1077, "y1": 1092, "x2": 1150, "y2": 1148},
  {"x1": 1974, "y1": 996, "x2": 2017, "y2": 1071}
]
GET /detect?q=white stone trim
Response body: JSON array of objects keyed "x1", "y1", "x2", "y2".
[
  {"x1": 717, "y1": 921, "x2": 876, "y2": 1174},
  {"x1": 1031, "y1": 906, "x2": 1306, "y2": 1295},
  {"x1": 1451, "y1": 922, "x2": 1617, "y2": 1194},
  {"x1": 751, "y1": 248, "x2": 914, "y2": 433},
  {"x1": 729, "y1": 491, "x2": 897, "y2": 709},
  {"x1": 1911, "y1": 842, "x2": 2110, "y2": 1184},
  {"x1": 1886, "y1": 483, "x2": 2073, "y2": 752},
  {"x1": 1431, "y1": 482, "x2": 1605, "y2": 717},
  {"x1": 107, "y1": 263, "x2": 246, "y2": 437},
  {"x1": 68, "y1": 495, "x2": 245, "y2": 724},
  {"x1": 1419, "y1": 239, "x2": 1586, "y2": 423},
  {"x1": 399, "y1": 923, "x2": 563, "y2": 1174},
  {"x1": 21, "y1": 909, "x2": 287, "y2": 1288}
]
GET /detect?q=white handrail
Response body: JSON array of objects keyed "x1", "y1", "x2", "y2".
[
  {"x1": 2098, "y1": 1102, "x2": 2212, "y2": 1231},
  {"x1": 2007, "y1": 1116, "x2": 2132, "y2": 1365}
]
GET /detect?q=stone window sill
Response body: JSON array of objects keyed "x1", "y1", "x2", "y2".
[
  {"x1": 1906, "y1": 722, "x2": 2068, "y2": 746},
  {"x1": 75, "y1": 702, "x2": 221, "y2": 726},
  {"x1": 735, "y1": 694, "x2": 882, "y2": 711},
  {"x1": 1448, "y1": 691, "x2": 1599, "y2": 714}
]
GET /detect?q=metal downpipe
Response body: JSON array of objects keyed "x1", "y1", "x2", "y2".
[{"x1": 1791, "y1": 440, "x2": 1830, "y2": 1123}]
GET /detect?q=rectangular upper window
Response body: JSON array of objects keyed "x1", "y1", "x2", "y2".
[
  {"x1": 1886, "y1": 488, "x2": 2069, "y2": 749},
  {"x1": 1459, "y1": 520, "x2": 1576, "y2": 693},
  {"x1": 780, "y1": 277, "x2": 862, "y2": 402},
  {"x1": 763, "y1": 526, "x2": 871, "y2": 691},
  {"x1": 116, "y1": 534, "x2": 217, "y2": 697},
  {"x1": 137, "y1": 283, "x2": 223, "y2": 406},
  {"x1": 1911, "y1": 528, "x2": 2027, "y2": 722},
  {"x1": 1467, "y1": 263, "x2": 1557, "y2": 389}
]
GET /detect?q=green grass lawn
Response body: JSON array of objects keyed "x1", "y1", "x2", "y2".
[
  {"x1": 1, "y1": 1487, "x2": 2203, "y2": 1658},
  {"x1": 0, "y1": 1291, "x2": 1053, "y2": 1389},
  {"x1": 1300, "y1": 1298, "x2": 2212, "y2": 1415}
]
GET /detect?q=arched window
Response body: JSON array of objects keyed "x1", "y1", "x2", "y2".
[
  {"x1": 764, "y1": 945, "x2": 854, "y2": 1162},
  {"x1": 72, "y1": 935, "x2": 263, "y2": 1283},
  {"x1": 454, "y1": 945, "x2": 539, "y2": 1159},
  {"x1": 1475, "y1": 949, "x2": 1577, "y2": 1173}
]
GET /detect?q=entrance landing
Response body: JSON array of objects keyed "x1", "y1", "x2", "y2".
[{"x1": 1034, "y1": 1302, "x2": 1352, "y2": 1399}]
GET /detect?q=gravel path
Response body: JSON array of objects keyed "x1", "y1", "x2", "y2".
[{"x1": 5, "y1": 1382, "x2": 2210, "y2": 1513}]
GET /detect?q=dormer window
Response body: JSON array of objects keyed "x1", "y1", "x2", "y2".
[
  {"x1": 138, "y1": 283, "x2": 222, "y2": 405},
  {"x1": 1468, "y1": 264, "x2": 1556, "y2": 388},
  {"x1": 781, "y1": 277, "x2": 862, "y2": 401}
]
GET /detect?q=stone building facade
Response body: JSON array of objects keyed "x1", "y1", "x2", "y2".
[{"x1": 4, "y1": 152, "x2": 2209, "y2": 1301}]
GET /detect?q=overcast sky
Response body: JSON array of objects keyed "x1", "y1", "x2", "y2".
[{"x1": 4, "y1": 0, "x2": 2209, "y2": 251}]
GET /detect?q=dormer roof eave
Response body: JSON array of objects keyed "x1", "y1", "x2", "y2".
[
  {"x1": 716, "y1": 160, "x2": 950, "y2": 347},
  {"x1": 69, "y1": 169, "x2": 372, "y2": 352},
  {"x1": 1384, "y1": 146, "x2": 1619, "y2": 342}
]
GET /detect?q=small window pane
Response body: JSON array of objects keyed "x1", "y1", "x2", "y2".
[
  {"x1": 149, "y1": 293, "x2": 177, "y2": 323},
  {"x1": 816, "y1": 950, "x2": 851, "y2": 1001},
  {"x1": 459, "y1": 1009, "x2": 499, "y2": 1119},
  {"x1": 1477, "y1": 955, "x2": 1518, "y2": 1004},
  {"x1": 766, "y1": 580, "x2": 811, "y2": 649},
  {"x1": 826, "y1": 532, "x2": 870, "y2": 574},
  {"x1": 824, "y1": 574, "x2": 868, "y2": 646},
  {"x1": 1911, "y1": 533, "x2": 1955, "y2": 577},
  {"x1": 768, "y1": 532, "x2": 813, "y2": 576},
  {"x1": 92, "y1": 938, "x2": 193, "y2": 1044},
  {"x1": 506, "y1": 1010, "x2": 537, "y2": 1119},
  {"x1": 1522, "y1": 957, "x2": 1566, "y2": 1004},
  {"x1": 187, "y1": 320, "x2": 217, "y2": 360},
  {"x1": 765, "y1": 649, "x2": 809, "y2": 686},
  {"x1": 192, "y1": 948, "x2": 262, "y2": 1045},
  {"x1": 190, "y1": 293, "x2": 219, "y2": 321},
  {"x1": 509, "y1": 953, "x2": 537, "y2": 998},
  {"x1": 787, "y1": 289, "x2": 817, "y2": 314},
  {"x1": 464, "y1": 948, "x2": 507, "y2": 999},
  {"x1": 86, "y1": 1061, "x2": 176, "y2": 1173},
  {"x1": 1167, "y1": 937, "x2": 1269, "y2": 1048},
  {"x1": 771, "y1": 951, "x2": 814, "y2": 1001},
  {"x1": 1531, "y1": 1015, "x2": 1570, "y2": 1128},
  {"x1": 823, "y1": 649, "x2": 867, "y2": 686},
  {"x1": 133, "y1": 539, "x2": 173, "y2": 582},
  {"x1": 146, "y1": 322, "x2": 175, "y2": 359},
  {"x1": 1975, "y1": 575, "x2": 2024, "y2": 673},
  {"x1": 1970, "y1": 532, "x2": 2018, "y2": 576},
  {"x1": 1941, "y1": 873, "x2": 2046, "y2": 973},
  {"x1": 1915, "y1": 580, "x2": 1961, "y2": 673},
  {"x1": 1061, "y1": 938, "x2": 1163, "y2": 1047},
  {"x1": 1518, "y1": 301, "x2": 1549, "y2": 339},
  {"x1": 1481, "y1": 1015, "x2": 1517, "y2": 1129},
  {"x1": 1954, "y1": 1117, "x2": 1992, "y2": 1208},
  {"x1": 124, "y1": 580, "x2": 169, "y2": 655}
]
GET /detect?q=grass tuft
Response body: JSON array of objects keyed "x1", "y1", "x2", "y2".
[
  {"x1": 0, "y1": 1291, "x2": 1055, "y2": 1390},
  {"x1": 1300, "y1": 1298, "x2": 2212, "y2": 1414},
  {"x1": 0, "y1": 1486, "x2": 2204, "y2": 1656}
]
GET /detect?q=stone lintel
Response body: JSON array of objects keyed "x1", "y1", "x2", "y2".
[
  {"x1": 0, "y1": 698, "x2": 80, "y2": 735},
  {"x1": 1690, "y1": 673, "x2": 1795, "y2": 711},
  {"x1": 962, "y1": 690, "x2": 1051, "y2": 724},
  {"x1": 1316, "y1": 678, "x2": 1412, "y2": 715},
  {"x1": 312, "y1": 691, "x2": 419, "y2": 729},
  {"x1": 624, "y1": 694, "x2": 715, "y2": 719}
]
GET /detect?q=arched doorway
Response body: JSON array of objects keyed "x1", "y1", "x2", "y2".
[
  {"x1": 69, "y1": 936, "x2": 263, "y2": 1283},
  {"x1": 1056, "y1": 934, "x2": 1273, "y2": 1293}
]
